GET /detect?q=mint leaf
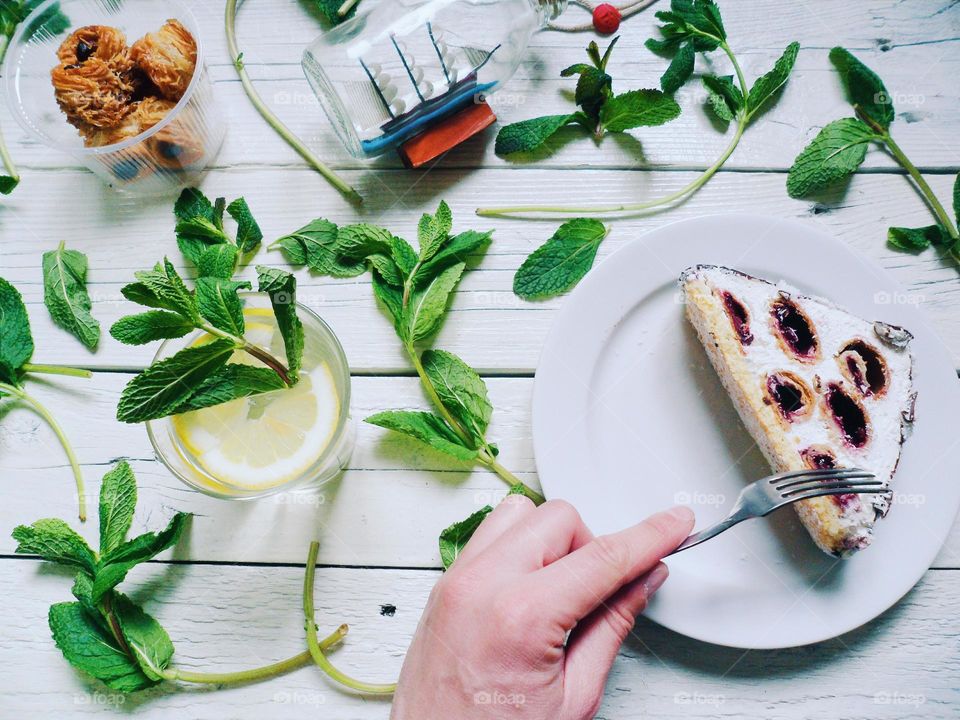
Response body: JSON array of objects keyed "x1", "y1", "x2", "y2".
[
  {"x1": 514, "y1": 218, "x2": 608, "y2": 299},
  {"x1": 439, "y1": 506, "x2": 492, "y2": 569},
  {"x1": 48, "y1": 602, "x2": 156, "y2": 692},
  {"x1": 197, "y1": 244, "x2": 239, "y2": 280},
  {"x1": 172, "y1": 364, "x2": 285, "y2": 413},
  {"x1": 786, "y1": 118, "x2": 878, "y2": 198},
  {"x1": 368, "y1": 254, "x2": 404, "y2": 286},
  {"x1": 256, "y1": 266, "x2": 303, "y2": 381},
  {"x1": 407, "y1": 262, "x2": 465, "y2": 342},
  {"x1": 887, "y1": 225, "x2": 946, "y2": 252},
  {"x1": 174, "y1": 188, "x2": 229, "y2": 262},
  {"x1": 94, "y1": 512, "x2": 190, "y2": 601},
  {"x1": 274, "y1": 219, "x2": 367, "y2": 277},
  {"x1": 414, "y1": 230, "x2": 492, "y2": 284},
  {"x1": 337, "y1": 223, "x2": 394, "y2": 259},
  {"x1": 12, "y1": 519, "x2": 97, "y2": 574},
  {"x1": 98, "y1": 461, "x2": 137, "y2": 556},
  {"x1": 112, "y1": 592, "x2": 174, "y2": 681},
  {"x1": 0, "y1": 176, "x2": 18, "y2": 194},
  {"x1": 829, "y1": 47, "x2": 894, "y2": 129},
  {"x1": 494, "y1": 115, "x2": 575, "y2": 155},
  {"x1": 422, "y1": 350, "x2": 492, "y2": 447},
  {"x1": 703, "y1": 74, "x2": 742, "y2": 122},
  {"x1": 371, "y1": 270, "x2": 404, "y2": 332},
  {"x1": 418, "y1": 201, "x2": 453, "y2": 262},
  {"x1": 745, "y1": 41, "x2": 799, "y2": 118},
  {"x1": 42, "y1": 242, "x2": 99, "y2": 350},
  {"x1": 0, "y1": 276, "x2": 34, "y2": 381},
  {"x1": 391, "y1": 236, "x2": 418, "y2": 275},
  {"x1": 195, "y1": 277, "x2": 249, "y2": 336},
  {"x1": 660, "y1": 41, "x2": 695, "y2": 93},
  {"x1": 110, "y1": 311, "x2": 195, "y2": 345},
  {"x1": 71, "y1": 574, "x2": 108, "y2": 631},
  {"x1": 131, "y1": 260, "x2": 198, "y2": 321},
  {"x1": 117, "y1": 339, "x2": 235, "y2": 423},
  {"x1": 365, "y1": 410, "x2": 478, "y2": 461},
  {"x1": 226, "y1": 197, "x2": 262, "y2": 253},
  {"x1": 671, "y1": 0, "x2": 725, "y2": 41},
  {"x1": 563, "y1": 64, "x2": 612, "y2": 123},
  {"x1": 600, "y1": 89, "x2": 680, "y2": 132}
]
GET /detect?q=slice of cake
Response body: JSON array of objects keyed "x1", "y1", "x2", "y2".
[{"x1": 680, "y1": 265, "x2": 915, "y2": 557}]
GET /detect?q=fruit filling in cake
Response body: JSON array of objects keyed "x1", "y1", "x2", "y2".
[{"x1": 680, "y1": 265, "x2": 915, "y2": 557}]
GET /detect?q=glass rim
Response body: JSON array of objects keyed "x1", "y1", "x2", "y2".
[
  {"x1": 3, "y1": 0, "x2": 208, "y2": 157},
  {"x1": 145, "y1": 295, "x2": 353, "y2": 500}
]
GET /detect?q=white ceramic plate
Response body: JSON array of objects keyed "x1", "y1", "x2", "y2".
[{"x1": 533, "y1": 214, "x2": 960, "y2": 649}]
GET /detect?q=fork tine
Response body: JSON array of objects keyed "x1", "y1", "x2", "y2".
[
  {"x1": 781, "y1": 479, "x2": 885, "y2": 497},
  {"x1": 766, "y1": 467, "x2": 867, "y2": 484},
  {"x1": 776, "y1": 470, "x2": 875, "y2": 490},
  {"x1": 784, "y1": 484, "x2": 889, "y2": 504}
]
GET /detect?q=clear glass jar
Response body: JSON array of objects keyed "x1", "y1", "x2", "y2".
[
  {"x1": 147, "y1": 295, "x2": 355, "y2": 500},
  {"x1": 302, "y1": 0, "x2": 566, "y2": 158},
  {"x1": 3, "y1": 0, "x2": 225, "y2": 195}
]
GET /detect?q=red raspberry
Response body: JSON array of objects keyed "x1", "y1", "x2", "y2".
[{"x1": 592, "y1": 3, "x2": 621, "y2": 34}]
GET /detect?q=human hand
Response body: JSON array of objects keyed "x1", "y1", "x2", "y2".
[{"x1": 390, "y1": 498, "x2": 694, "y2": 720}]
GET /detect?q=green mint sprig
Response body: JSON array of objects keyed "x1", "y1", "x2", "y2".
[
  {"x1": 173, "y1": 188, "x2": 263, "y2": 273},
  {"x1": 787, "y1": 48, "x2": 960, "y2": 264},
  {"x1": 111, "y1": 260, "x2": 298, "y2": 423},
  {"x1": 42, "y1": 241, "x2": 100, "y2": 350},
  {"x1": 477, "y1": 0, "x2": 799, "y2": 218},
  {"x1": 494, "y1": 36, "x2": 680, "y2": 155},
  {"x1": 271, "y1": 202, "x2": 545, "y2": 510},
  {"x1": 0, "y1": 276, "x2": 90, "y2": 519},
  {"x1": 0, "y1": 1, "x2": 70, "y2": 193},
  {"x1": 15, "y1": 462, "x2": 384, "y2": 693}
]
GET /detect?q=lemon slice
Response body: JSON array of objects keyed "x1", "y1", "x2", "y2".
[{"x1": 170, "y1": 316, "x2": 340, "y2": 491}]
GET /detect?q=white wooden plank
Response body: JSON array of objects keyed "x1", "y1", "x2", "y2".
[
  {"x1": 2, "y1": 371, "x2": 957, "y2": 568},
  {"x1": 1, "y1": 167, "x2": 958, "y2": 371},
  {"x1": 2, "y1": 559, "x2": 958, "y2": 719},
  {"x1": 1, "y1": 0, "x2": 958, "y2": 171}
]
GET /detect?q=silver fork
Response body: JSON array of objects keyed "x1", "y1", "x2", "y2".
[{"x1": 667, "y1": 468, "x2": 885, "y2": 555}]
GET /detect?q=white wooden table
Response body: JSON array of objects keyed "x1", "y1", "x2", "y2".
[{"x1": 2, "y1": 1, "x2": 959, "y2": 717}]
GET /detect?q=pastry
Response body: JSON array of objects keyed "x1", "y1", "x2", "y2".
[
  {"x1": 680, "y1": 265, "x2": 915, "y2": 556},
  {"x1": 56, "y1": 25, "x2": 129, "y2": 67},
  {"x1": 51, "y1": 58, "x2": 133, "y2": 128},
  {"x1": 129, "y1": 19, "x2": 197, "y2": 101}
]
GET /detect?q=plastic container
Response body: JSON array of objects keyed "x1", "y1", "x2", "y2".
[
  {"x1": 147, "y1": 295, "x2": 355, "y2": 500},
  {"x1": 3, "y1": 0, "x2": 225, "y2": 195},
  {"x1": 302, "y1": 0, "x2": 567, "y2": 159}
]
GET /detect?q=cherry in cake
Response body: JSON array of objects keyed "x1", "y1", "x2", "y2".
[{"x1": 680, "y1": 265, "x2": 914, "y2": 557}]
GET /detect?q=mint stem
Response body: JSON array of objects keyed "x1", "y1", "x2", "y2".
[
  {"x1": 882, "y1": 132, "x2": 960, "y2": 246},
  {"x1": 304, "y1": 541, "x2": 398, "y2": 694},
  {"x1": 197, "y1": 321, "x2": 292, "y2": 386},
  {"x1": 22, "y1": 363, "x2": 93, "y2": 379},
  {"x1": 162, "y1": 629, "x2": 346, "y2": 685},
  {"x1": 0, "y1": 39, "x2": 19, "y2": 191},
  {"x1": 224, "y1": 0, "x2": 362, "y2": 205},
  {"x1": 0, "y1": 382, "x2": 87, "y2": 521},
  {"x1": 478, "y1": 451, "x2": 545, "y2": 504}
]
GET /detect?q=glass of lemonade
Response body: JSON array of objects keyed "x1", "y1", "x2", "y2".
[{"x1": 147, "y1": 294, "x2": 354, "y2": 499}]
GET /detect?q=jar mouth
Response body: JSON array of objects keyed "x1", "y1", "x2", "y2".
[
  {"x1": 146, "y1": 294, "x2": 354, "y2": 500},
  {"x1": 3, "y1": 0, "x2": 208, "y2": 156}
]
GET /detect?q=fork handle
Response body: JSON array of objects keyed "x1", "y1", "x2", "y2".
[{"x1": 666, "y1": 508, "x2": 750, "y2": 556}]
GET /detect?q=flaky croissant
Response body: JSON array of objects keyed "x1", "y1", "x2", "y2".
[{"x1": 129, "y1": 19, "x2": 197, "y2": 101}]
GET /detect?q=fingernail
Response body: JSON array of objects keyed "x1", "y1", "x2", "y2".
[
  {"x1": 643, "y1": 563, "x2": 669, "y2": 595},
  {"x1": 667, "y1": 505, "x2": 695, "y2": 523}
]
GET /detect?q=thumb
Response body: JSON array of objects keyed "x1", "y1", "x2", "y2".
[{"x1": 561, "y1": 563, "x2": 669, "y2": 719}]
